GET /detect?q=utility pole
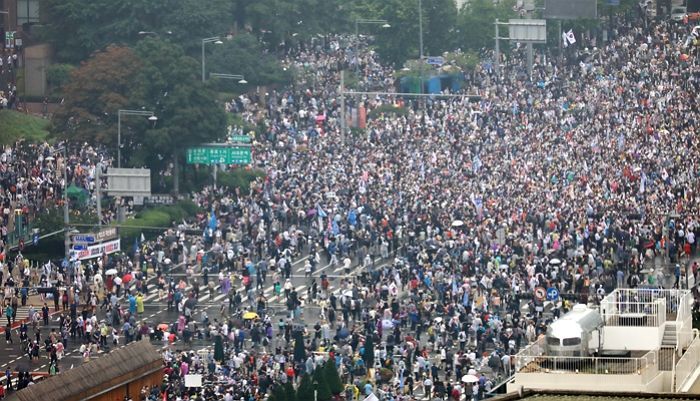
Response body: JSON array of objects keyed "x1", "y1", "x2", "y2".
[
  {"x1": 340, "y1": 70, "x2": 346, "y2": 139},
  {"x1": 96, "y1": 163, "x2": 102, "y2": 228},
  {"x1": 418, "y1": 0, "x2": 424, "y2": 94},
  {"x1": 495, "y1": 19, "x2": 500, "y2": 77},
  {"x1": 63, "y1": 150, "x2": 70, "y2": 264}
]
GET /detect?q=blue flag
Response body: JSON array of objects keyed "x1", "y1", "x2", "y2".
[{"x1": 209, "y1": 208, "x2": 217, "y2": 230}]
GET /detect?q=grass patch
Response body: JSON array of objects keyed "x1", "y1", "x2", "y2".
[
  {"x1": 119, "y1": 199, "x2": 202, "y2": 241},
  {"x1": 0, "y1": 110, "x2": 50, "y2": 145}
]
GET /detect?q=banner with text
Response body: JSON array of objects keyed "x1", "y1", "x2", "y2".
[{"x1": 72, "y1": 239, "x2": 121, "y2": 261}]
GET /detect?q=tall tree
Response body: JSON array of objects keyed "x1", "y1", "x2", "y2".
[
  {"x1": 296, "y1": 373, "x2": 314, "y2": 401},
  {"x1": 455, "y1": 0, "x2": 517, "y2": 51},
  {"x1": 313, "y1": 365, "x2": 332, "y2": 401},
  {"x1": 131, "y1": 37, "x2": 227, "y2": 192},
  {"x1": 324, "y1": 359, "x2": 344, "y2": 396},
  {"x1": 41, "y1": 0, "x2": 232, "y2": 63},
  {"x1": 423, "y1": 0, "x2": 459, "y2": 56},
  {"x1": 208, "y1": 33, "x2": 292, "y2": 91},
  {"x1": 293, "y1": 330, "x2": 306, "y2": 363},
  {"x1": 51, "y1": 46, "x2": 142, "y2": 146},
  {"x1": 268, "y1": 384, "x2": 288, "y2": 401},
  {"x1": 283, "y1": 381, "x2": 297, "y2": 401},
  {"x1": 363, "y1": 334, "x2": 374, "y2": 368}
]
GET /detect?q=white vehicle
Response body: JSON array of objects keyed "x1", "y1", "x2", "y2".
[
  {"x1": 545, "y1": 304, "x2": 604, "y2": 357},
  {"x1": 671, "y1": 6, "x2": 688, "y2": 21}
]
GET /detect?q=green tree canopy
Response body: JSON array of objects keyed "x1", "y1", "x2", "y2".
[
  {"x1": 363, "y1": 334, "x2": 374, "y2": 368},
  {"x1": 323, "y1": 359, "x2": 344, "y2": 395},
  {"x1": 51, "y1": 45, "x2": 142, "y2": 145},
  {"x1": 51, "y1": 38, "x2": 226, "y2": 192},
  {"x1": 208, "y1": 33, "x2": 293, "y2": 90},
  {"x1": 269, "y1": 384, "x2": 288, "y2": 401},
  {"x1": 296, "y1": 373, "x2": 314, "y2": 401},
  {"x1": 283, "y1": 381, "x2": 297, "y2": 401},
  {"x1": 293, "y1": 330, "x2": 306, "y2": 363},
  {"x1": 455, "y1": 0, "x2": 517, "y2": 51},
  {"x1": 313, "y1": 365, "x2": 332, "y2": 401},
  {"x1": 41, "y1": 0, "x2": 233, "y2": 63}
]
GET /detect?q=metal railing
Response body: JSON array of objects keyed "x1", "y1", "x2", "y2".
[
  {"x1": 604, "y1": 288, "x2": 685, "y2": 316},
  {"x1": 516, "y1": 352, "x2": 655, "y2": 376},
  {"x1": 676, "y1": 291, "x2": 694, "y2": 348},
  {"x1": 675, "y1": 332, "x2": 700, "y2": 391},
  {"x1": 515, "y1": 336, "x2": 546, "y2": 368},
  {"x1": 601, "y1": 299, "x2": 664, "y2": 327}
]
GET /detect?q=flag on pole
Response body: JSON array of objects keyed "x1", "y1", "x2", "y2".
[
  {"x1": 208, "y1": 207, "x2": 217, "y2": 230},
  {"x1": 566, "y1": 30, "x2": 576, "y2": 45},
  {"x1": 562, "y1": 31, "x2": 569, "y2": 48}
]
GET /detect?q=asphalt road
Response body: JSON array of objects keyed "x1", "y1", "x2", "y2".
[{"x1": 0, "y1": 245, "x2": 393, "y2": 379}]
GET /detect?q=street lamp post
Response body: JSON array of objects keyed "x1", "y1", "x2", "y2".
[
  {"x1": 201, "y1": 36, "x2": 223, "y2": 82},
  {"x1": 418, "y1": 0, "x2": 424, "y2": 94},
  {"x1": 354, "y1": 19, "x2": 390, "y2": 76},
  {"x1": 197, "y1": 73, "x2": 246, "y2": 188},
  {"x1": 117, "y1": 109, "x2": 157, "y2": 168}
]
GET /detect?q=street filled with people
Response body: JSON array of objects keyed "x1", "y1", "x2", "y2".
[{"x1": 2, "y1": 9, "x2": 700, "y2": 401}]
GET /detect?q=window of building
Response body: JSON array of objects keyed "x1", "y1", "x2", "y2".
[{"x1": 17, "y1": 0, "x2": 40, "y2": 25}]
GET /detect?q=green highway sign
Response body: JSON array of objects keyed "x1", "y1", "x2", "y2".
[
  {"x1": 186, "y1": 146, "x2": 252, "y2": 165},
  {"x1": 231, "y1": 135, "x2": 252, "y2": 143}
]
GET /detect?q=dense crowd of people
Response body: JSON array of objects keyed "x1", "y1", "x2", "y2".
[
  {"x1": 133, "y1": 14, "x2": 700, "y2": 401},
  {"x1": 2, "y1": 8, "x2": 700, "y2": 401}
]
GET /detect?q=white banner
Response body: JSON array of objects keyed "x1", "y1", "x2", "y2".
[
  {"x1": 72, "y1": 239, "x2": 121, "y2": 261},
  {"x1": 184, "y1": 374, "x2": 202, "y2": 388}
]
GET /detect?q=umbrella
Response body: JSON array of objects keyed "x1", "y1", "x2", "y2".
[
  {"x1": 342, "y1": 290, "x2": 354, "y2": 298},
  {"x1": 122, "y1": 273, "x2": 133, "y2": 283},
  {"x1": 549, "y1": 258, "x2": 561, "y2": 265},
  {"x1": 338, "y1": 327, "x2": 350, "y2": 339},
  {"x1": 243, "y1": 312, "x2": 259, "y2": 320},
  {"x1": 157, "y1": 323, "x2": 169, "y2": 331},
  {"x1": 381, "y1": 319, "x2": 394, "y2": 329},
  {"x1": 451, "y1": 220, "x2": 465, "y2": 227},
  {"x1": 113, "y1": 277, "x2": 123, "y2": 286},
  {"x1": 433, "y1": 317, "x2": 443, "y2": 323},
  {"x1": 45, "y1": 156, "x2": 55, "y2": 161},
  {"x1": 105, "y1": 268, "x2": 118, "y2": 275},
  {"x1": 461, "y1": 374, "x2": 479, "y2": 383}
]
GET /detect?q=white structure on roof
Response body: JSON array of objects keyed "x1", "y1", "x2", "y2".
[{"x1": 508, "y1": 288, "x2": 700, "y2": 394}]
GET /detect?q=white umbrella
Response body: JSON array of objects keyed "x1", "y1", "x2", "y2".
[
  {"x1": 549, "y1": 258, "x2": 562, "y2": 265},
  {"x1": 342, "y1": 290, "x2": 354, "y2": 298},
  {"x1": 105, "y1": 268, "x2": 118, "y2": 275},
  {"x1": 381, "y1": 319, "x2": 394, "y2": 329},
  {"x1": 451, "y1": 220, "x2": 465, "y2": 227},
  {"x1": 433, "y1": 317, "x2": 443, "y2": 323},
  {"x1": 461, "y1": 374, "x2": 479, "y2": 383},
  {"x1": 113, "y1": 277, "x2": 123, "y2": 286}
]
